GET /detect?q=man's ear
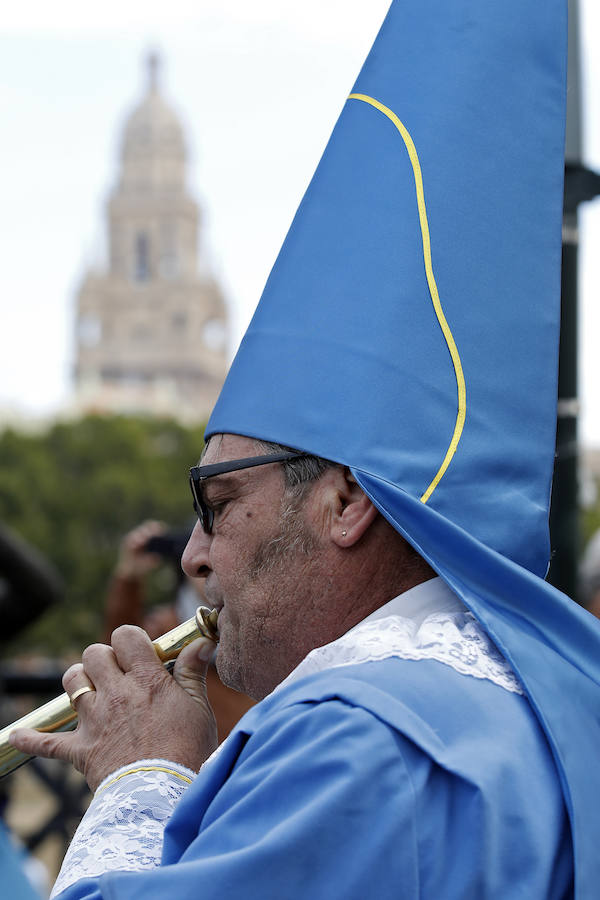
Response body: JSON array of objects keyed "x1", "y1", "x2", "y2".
[{"x1": 330, "y1": 469, "x2": 379, "y2": 547}]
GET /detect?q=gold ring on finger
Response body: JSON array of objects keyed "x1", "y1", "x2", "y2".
[{"x1": 69, "y1": 685, "x2": 96, "y2": 710}]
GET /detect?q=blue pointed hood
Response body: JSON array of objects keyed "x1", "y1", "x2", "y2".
[{"x1": 207, "y1": 1, "x2": 600, "y2": 892}]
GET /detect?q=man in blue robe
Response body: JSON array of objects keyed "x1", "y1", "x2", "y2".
[
  {"x1": 13, "y1": 435, "x2": 575, "y2": 898},
  {"x1": 9, "y1": 0, "x2": 600, "y2": 895}
]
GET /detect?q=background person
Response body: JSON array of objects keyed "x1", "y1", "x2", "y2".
[
  {"x1": 103, "y1": 519, "x2": 254, "y2": 741},
  {"x1": 579, "y1": 528, "x2": 600, "y2": 619}
]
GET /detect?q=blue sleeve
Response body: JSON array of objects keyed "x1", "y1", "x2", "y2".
[
  {"x1": 55, "y1": 699, "x2": 421, "y2": 900},
  {"x1": 0, "y1": 822, "x2": 44, "y2": 900}
]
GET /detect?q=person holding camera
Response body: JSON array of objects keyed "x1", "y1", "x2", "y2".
[{"x1": 103, "y1": 520, "x2": 254, "y2": 740}]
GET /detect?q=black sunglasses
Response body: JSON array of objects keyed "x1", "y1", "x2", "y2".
[{"x1": 189, "y1": 451, "x2": 306, "y2": 534}]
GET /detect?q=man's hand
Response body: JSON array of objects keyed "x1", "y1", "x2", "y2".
[{"x1": 9, "y1": 626, "x2": 218, "y2": 791}]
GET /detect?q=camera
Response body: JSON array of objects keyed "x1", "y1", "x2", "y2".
[{"x1": 144, "y1": 530, "x2": 191, "y2": 562}]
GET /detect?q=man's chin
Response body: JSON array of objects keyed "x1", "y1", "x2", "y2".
[
  {"x1": 213, "y1": 623, "x2": 241, "y2": 687},
  {"x1": 214, "y1": 647, "x2": 245, "y2": 695}
]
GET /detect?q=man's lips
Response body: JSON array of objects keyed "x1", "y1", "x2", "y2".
[
  {"x1": 204, "y1": 597, "x2": 223, "y2": 613},
  {"x1": 203, "y1": 578, "x2": 223, "y2": 611},
  {"x1": 197, "y1": 606, "x2": 220, "y2": 642},
  {"x1": 200, "y1": 587, "x2": 224, "y2": 640}
]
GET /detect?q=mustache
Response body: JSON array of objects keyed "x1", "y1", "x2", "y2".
[{"x1": 202, "y1": 580, "x2": 223, "y2": 610}]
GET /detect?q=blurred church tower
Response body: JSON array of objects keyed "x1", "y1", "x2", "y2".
[{"x1": 73, "y1": 52, "x2": 228, "y2": 423}]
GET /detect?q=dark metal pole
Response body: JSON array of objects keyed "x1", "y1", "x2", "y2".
[{"x1": 547, "y1": 0, "x2": 582, "y2": 600}]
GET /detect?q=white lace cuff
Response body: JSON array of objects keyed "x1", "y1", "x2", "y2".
[{"x1": 51, "y1": 759, "x2": 195, "y2": 898}]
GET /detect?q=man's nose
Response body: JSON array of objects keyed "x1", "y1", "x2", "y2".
[{"x1": 181, "y1": 521, "x2": 212, "y2": 579}]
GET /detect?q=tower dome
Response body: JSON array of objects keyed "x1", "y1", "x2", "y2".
[
  {"x1": 73, "y1": 49, "x2": 228, "y2": 424},
  {"x1": 118, "y1": 52, "x2": 187, "y2": 193}
]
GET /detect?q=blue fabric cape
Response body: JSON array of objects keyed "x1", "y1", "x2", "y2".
[{"x1": 58, "y1": 658, "x2": 574, "y2": 898}]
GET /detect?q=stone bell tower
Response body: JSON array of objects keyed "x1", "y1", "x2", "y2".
[{"x1": 73, "y1": 53, "x2": 228, "y2": 422}]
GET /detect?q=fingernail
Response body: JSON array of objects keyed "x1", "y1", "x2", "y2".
[{"x1": 196, "y1": 639, "x2": 214, "y2": 663}]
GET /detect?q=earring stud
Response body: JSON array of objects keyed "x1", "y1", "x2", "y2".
[{"x1": 341, "y1": 530, "x2": 347, "y2": 537}]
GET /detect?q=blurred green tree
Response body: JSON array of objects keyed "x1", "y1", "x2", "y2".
[{"x1": 0, "y1": 415, "x2": 206, "y2": 656}]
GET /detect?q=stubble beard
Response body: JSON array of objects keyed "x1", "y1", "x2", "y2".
[
  {"x1": 216, "y1": 491, "x2": 319, "y2": 698},
  {"x1": 249, "y1": 491, "x2": 319, "y2": 579}
]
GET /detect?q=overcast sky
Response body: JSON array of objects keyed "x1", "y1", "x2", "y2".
[{"x1": 1, "y1": 1, "x2": 600, "y2": 446}]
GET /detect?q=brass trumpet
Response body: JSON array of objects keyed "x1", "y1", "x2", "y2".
[{"x1": 0, "y1": 606, "x2": 219, "y2": 779}]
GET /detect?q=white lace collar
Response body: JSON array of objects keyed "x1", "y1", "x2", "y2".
[{"x1": 278, "y1": 577, "x2": 523, "y2": 696}]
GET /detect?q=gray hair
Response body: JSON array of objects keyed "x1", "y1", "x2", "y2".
[
  {"x1": 253, "y1": 439, "x2": 339, "y2": 497},
  {"x1": 201, "y1": 435, "x2": 339, "y2": 497},
  {"x1": 245, "y1": 440, "x2": 338, "y2": 575}
]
